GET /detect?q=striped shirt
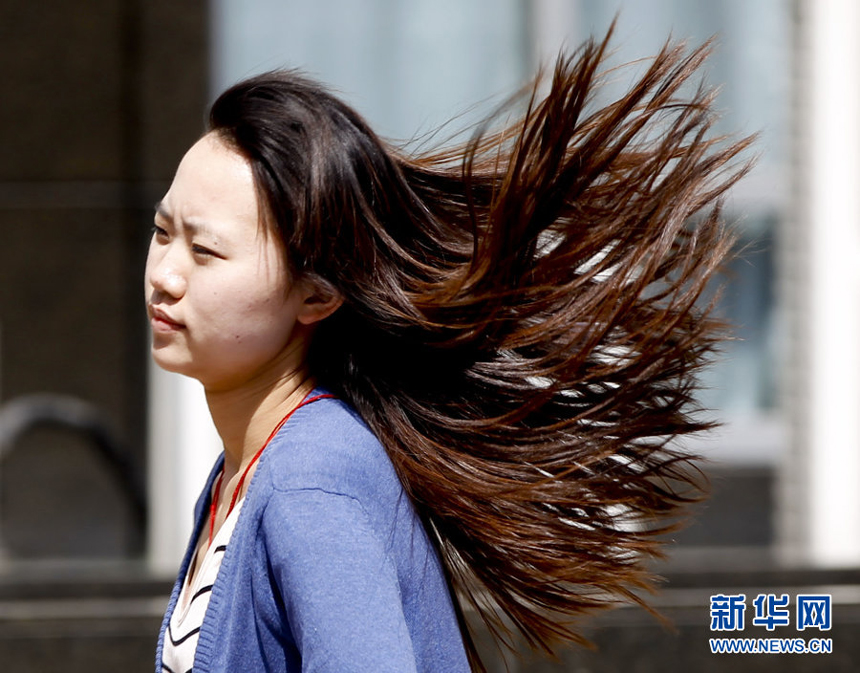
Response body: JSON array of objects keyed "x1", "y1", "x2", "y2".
[{"x1": 161, "y1": 500, "x2": 244, "y2": 673}]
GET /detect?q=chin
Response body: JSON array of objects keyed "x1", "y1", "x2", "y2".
[{"x1": 150, "y1": 346, "x2": 196, "y2": 377}]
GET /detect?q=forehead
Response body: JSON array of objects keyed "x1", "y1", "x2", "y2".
[{"x1": 160, "y1": 133, "x2": 261, "y2": 238}]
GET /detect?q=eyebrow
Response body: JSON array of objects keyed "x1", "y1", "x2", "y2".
[
  {"x1": 154, "y1": 201, "x2": 218, "y2": 238},
  {"x1": 154, "y1": 201, "x2": 173, "y2": 223}
]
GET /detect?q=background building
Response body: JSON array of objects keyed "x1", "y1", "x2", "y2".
[{"x1": 0, "y1": 1, "x2": 857, "y2": 670}]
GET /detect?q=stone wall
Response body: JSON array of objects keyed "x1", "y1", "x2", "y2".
[{"x1": 0, "y1": 0, "x2": 207, "y2": 558}]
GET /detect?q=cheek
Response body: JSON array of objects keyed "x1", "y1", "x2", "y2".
[
  {"x1": 197, "y1": 277, "x2": 296, "y2": 351},
  {"x1": 199, "y1": 307, "x2": 297, "y2": 384}
]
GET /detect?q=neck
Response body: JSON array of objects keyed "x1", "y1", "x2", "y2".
[{"x1": 205, "y1": 364, "x2": 315, "y2": 480}]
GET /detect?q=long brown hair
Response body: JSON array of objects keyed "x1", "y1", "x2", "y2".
[{"x1": 209, "y1": 29, "x2": 751, "y2": 670}]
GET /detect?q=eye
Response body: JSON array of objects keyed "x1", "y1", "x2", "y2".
[
  {"x1": 152, "y1": 224, "x2": 168, "y2": 240},
  {"x1": 191, "y1": 243, "x2": 218, "y2": 258}
]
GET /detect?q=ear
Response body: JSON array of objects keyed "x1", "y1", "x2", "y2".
[{"x1": 294, "y1": 277, "x2": 343, "y2": 326}]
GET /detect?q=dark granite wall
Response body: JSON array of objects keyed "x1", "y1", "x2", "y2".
[{"x1": 0, "y1": 0, "x2": 208, "y2": 558}]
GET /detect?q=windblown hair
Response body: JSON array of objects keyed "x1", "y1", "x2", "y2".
[{"x1": 209, "y1": 30, "x2": 751, "y2": 670}]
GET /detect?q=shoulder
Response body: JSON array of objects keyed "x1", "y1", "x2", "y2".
[{"x1": 257, "y1": 395, "x2": 402, "y2": 503}]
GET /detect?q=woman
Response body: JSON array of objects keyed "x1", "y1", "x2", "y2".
[{"x1": 149, "y1": 30, "x2": 750, "y2": 673}]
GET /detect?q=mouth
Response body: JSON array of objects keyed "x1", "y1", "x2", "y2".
[{"x1": 148, "y1": 305, "x2": 185, "y2": 332}]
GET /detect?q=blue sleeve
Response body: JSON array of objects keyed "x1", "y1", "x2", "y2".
[{"x1": 260, "y1": 488, "x2": 419, "y2": 673}]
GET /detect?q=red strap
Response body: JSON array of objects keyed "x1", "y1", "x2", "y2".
[{"x1": 208, "y1": 392, "x2": 335, "y2": 545}]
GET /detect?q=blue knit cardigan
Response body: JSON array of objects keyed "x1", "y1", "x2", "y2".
[{"x1": 155, "y1": 394, "x2": 470, "y2": 672}]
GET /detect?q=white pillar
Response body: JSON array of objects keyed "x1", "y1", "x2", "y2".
[
  {"x1": 796, "y1": 0, "x2": 860, "y2": 566},
  {"x1": 147, "y1": 362, "x2": 220, "y2": 574},
  {"x1": 528, "y1": 0, "x2": 579, "y2": 69}
]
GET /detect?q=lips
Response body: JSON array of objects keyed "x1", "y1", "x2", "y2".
[{"x1": 148, "y1": 305, "x2": 185, "y2": 332}]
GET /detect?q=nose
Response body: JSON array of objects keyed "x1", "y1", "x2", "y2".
[{"x1": 146, "y1": 247, "x2": 187, "y2": 300}]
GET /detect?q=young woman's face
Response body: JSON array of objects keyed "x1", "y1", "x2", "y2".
[{"x1": 144, "y1": 133, "x2": 307, "y2": 391}]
